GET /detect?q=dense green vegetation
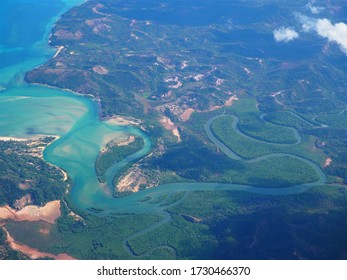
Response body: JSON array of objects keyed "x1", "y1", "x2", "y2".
[
  {"x1": 0, "y1": 227, "x2": 28, "y2": 260},
  {"x1": 237, "y1": 113, "x2": 297, "y2": 144},
  {"x1": 4, "y1": 0, "x2": 345, "y2": 260},
  {"x1": 264, "y1": 111, "x2": 317, "y2": 131},
  {"x1": 23, "y1": 0, "x2": 346, "y2": 188},
  {"x1": 95, "y1": 136, "x2": 144, "y2": 181},
  {"x1": 3, "y1": 185, "x2": 347, "y2": 260},
  {"x1": 145, "y1": 97, "x2": 324, "y2": 188},
  {"x1": 129, "y1": 214, "x2": 218, "y2": 259},
  {"x1": 4, "y1": 200, "x2": 162, "y2": 259},
  {"x1": 150, "y1": 139, "x2": 241, "y2": 182},
  {"x1": 315, "y1": 110, "x2": 347, "y2": 129},
  {"x1": 127, "y1": 186, "x2": 347, "y2": 259},
  {"x1": 0, "y1": 139, "x2": 67, "y2": 207},
  {"x1": 306, "y1": 127, "x2": 347, "y2": 184},
  {"x1": 151, "y1": 138, "x2": 320, "y2": 188},
  {"x1": 211, "y1": 115, "x2": 325, "y2": 164},
  {"x1": 214, "y1": 156, "x2": 319, "y2": 187},
  {"x1": 147, "y1": 191, "x2": 186, "y2": 207}
]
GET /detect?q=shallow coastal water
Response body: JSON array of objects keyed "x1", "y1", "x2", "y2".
[
  {"x1": 0, "y1": 0, "x2": 86, "y2": 88},
  {"x1": 0, "y1": 0, "x2": 328, "y2": 218}
]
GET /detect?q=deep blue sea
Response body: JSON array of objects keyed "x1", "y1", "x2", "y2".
[{"x1": 0, "y1": 0, "x2": 84, "y2": 88}]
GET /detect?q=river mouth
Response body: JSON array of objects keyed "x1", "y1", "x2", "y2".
[
  {"x1": 0, "y1": 0, "x2": 338, "y2": 261},
  {"x1": 0, "y1": 0, "x2": 327, "y2": 218},
  {"x1": 0, "y1": 83, "x2": 327, "y2": 216}
]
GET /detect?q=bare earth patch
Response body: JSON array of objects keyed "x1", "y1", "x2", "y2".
[
  {"x1": 180, "y1": 108, "x2": 195, "y2": 122},
  {"x1": 224, "y1": 95, "x2": 239, "y2": 106},
  {"x1": 116, "y1": 166, "x2": 147, "y2": 193},
  {"x1": 216, "y1": 78, "x2": 224, "y2": 86},
  {"x1": 159, "y1": 116, "x2": 181, "y2": 142},
  {"x1": 165, "y1": 76, "x2": 183, "y2": 89},
  {"x1": 53, "y1": 46, "x2": 64, "y2": 59},
  {"x1": 100, "y1": 135, "x2": 136, "y2": 154},
  {"x1": 104, "y1": 115, "x2": 142, "y2": 126},
  {"x1": 0, "y1": 200, "x2": 74, "y2": 259},
  {"x1": 39, "y1": 228, "x2": 50, "y2": 235},
  {"x1": 13, "y1": 194, "x2": 33, "y2": 210},
  {"x1": 92, "y1": 4, "x2": 109, "y2": 16},
  {"x1": 181, "y1": 61, "x2": 188, "y2": 69},
  {"x1": 178, "y1": 96, "x2": 238, "y2": 122},
  {"x1": 201, "y1": 95, "x2": 239, "y2": 112},
  {"x1": 93, "y1": 65, "x2": 109, "y2": 75},
  {"x1": 324, "y1": 158, "x2": 332, "y2": 167},
  {"x1": 18, "y1": 180, "x2": 33, "y2": 190},
  {"x1": 0, "y1": 200, "x2": 61, "y2": 224},
  {"x1": 68, "y1": 210, "x2": 84, "y2": 222},
  {"x1": 118, "y1": 135, "x2": 135, "y2": 147},
  {"x1": 181, "y1": 214, "x2": 203, "y2": 223}
]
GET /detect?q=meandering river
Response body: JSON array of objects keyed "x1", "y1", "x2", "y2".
[
  {"x1": 0, "y1": 0, "x2": 334, "y2": 258},
  {"x1": 0, "y1": 0, "x2": 327, "y2": 220},
  {"x1": 0, "y1": 85, "x2": 328, "y2": 218}
]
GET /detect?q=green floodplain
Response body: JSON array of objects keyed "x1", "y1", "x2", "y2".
[
  {"x1": 2, "y1": 88, "x2": 346, "y2": 259},
  {"x1": 1, "y1": 0, "x2": 347, "y2": 260},
  {"x1": 0, "y1": 88, "x2": 327, "y2": 214}
]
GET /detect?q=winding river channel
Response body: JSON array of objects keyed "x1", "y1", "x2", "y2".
[
  {"x1": 0, "y1": 0, "x2": 328, "y2": 216},
  {"x1": 0, "y1": 85, "x2": 327, "y2": 214},
  {"x1": 0, "y1": 0, "x2": 330, "y2": 258}
]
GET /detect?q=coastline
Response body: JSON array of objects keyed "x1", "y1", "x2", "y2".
[
  {"x1": 0, "y1": 134, "x2": 59, "y2": 142},
  {"x1": 29, "y1": 82, "x2": 95, "y2": 99},
  {"x1": 0, "y1": 136, "x2": 32, "y2": 142},
  {"x1": 19, "y1": 1, "x2": 93, "y2": 188},
  {"x1": 0, "y1": 135, "x2": 61, "y2": 160},
  {"x1": 104, "y1": 115, "x2": 143, "y2": 126},
  {"x1": 0, "y1": 0, "x2": 87, "y2": 260}
]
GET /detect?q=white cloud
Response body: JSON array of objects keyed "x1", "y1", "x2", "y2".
[
  {"x1": 296, "y1": 13, "x2": 347, "y2": 55},
  {"x1": 225, "y1": 19, "x2": 233, "y2": 31},
  {"x1": 306, "y1": 1, "x2": 324, "y2": 15},
  {"x1": 273, "y1": 27, "x2": 299, "y2": 43},
  {"x1": 316, "y1": 19, "x2": 347, "y2": 54},
  {"x1": 295, "y1": 13, "x2": 317, "y2": 32}
]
